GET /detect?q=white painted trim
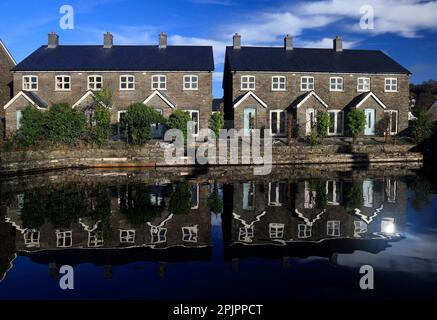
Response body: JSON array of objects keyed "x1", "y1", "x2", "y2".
[
  {"x1": 87, "y1": 75, "x2": 103, "y2": 91},
  {"x1": 241, "y1": 75, "x2": 256, "y2": 91},
  {"x1": 143, "y1": 90, "x2": 176, "y2": 109},
  {"x1": 151, "y1": 74, "x2": 167, "y2": 91},
  {"x1": 72, "y1": 90, "x2": 107, "y2": 108},
  {"x1": 327, "y1": 109, "x2": 344, "y2": 136},
  {"x1": 384, "y1": 109, "x2": 399, "y2": 135},
  {"x1": 119, "y1": 74, "x2": 136, "y2": 91},
  {"x1": 233, "y1": 91, "x2": 267, "y2": 109},
  {"x1": 329, "y1": 77, "x2": 344, "y2": 92},
  {"x1": 384, "y1": 77, "x2": 398, "y2": 92},
  {"x1": 22, "y1": 75, "x2": 38, "y2": 91},
  {"x1": 269, "y1": 109, "x2": 287, "y2": 136},
  {"x1": 117, "y1": 110, "x2": 127, "y2": 122},
  {"x1": 55, "y1": 75, "x2": 71, "y2": 91},
  {"x1": 183, "y1": 74, "x2": 199, "y2": 91},
  {"x1": 355, "y1": 91, "x2": 387, "y2": 109},
  {"x1": 295, "y1": 90, "x2": 329, "y2": 109},
  {"x1": 271, "y1": 75, "x2": 286, "y2": 91},
  {"x1": 0, "y1": 39, "x2": 17, "y2": 65},
  {"x1": 357, "y1": 77, "x2": 371, "y2": 92},
  {"x1": 3, "y1": 91, "x2": 46, "y2": 110}
]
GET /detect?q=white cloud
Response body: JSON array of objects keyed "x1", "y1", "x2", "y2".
[{"x1": 297, "y1": 37, "x2": 359, "y2": 49}]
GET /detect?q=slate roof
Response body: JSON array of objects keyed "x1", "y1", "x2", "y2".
[
  {"x1": 23, "y1": 91, "x2": 49, "y2": 109},
  {"x1": 13, "y1": 45, "x2": 214, "y2": 72},
  {"x1": 225, "y1": 47, "x2": 411, "y2": 74}
]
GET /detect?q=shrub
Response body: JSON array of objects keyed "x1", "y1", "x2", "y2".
[
  {"x1": 94, "y1": 106, "x2": 112, "y2": 146},
  {"x1": 316, "y1": 111, "x2": 329, "y2": 141},
  {"x1": 16, "y1": 105, "x2": 46, "y2": 147},
  {"x1": 346, "y1": 109, "x2": 366, "y2": 144},
  {"x1": 308, "y1": 128, "x2": 320, "y2": 146},
  {"x1": 45, "y1": 103, "x2": 86, "y2": 146},
  {"x1": 209, "y1": 112, "x2": 224, "y2": 138},
  {"x1": 93, "y1": 86, "x2": 113, "y2": 109},
  {"x1": 345, "y1": 182, "x2": 364, "y2": 211},
  {"x1": 121, "y1": 103, "x2": 165, "y2": 145},
  {"x1": 411, "y1": 108, "x2": 433, "y2": 143},
  {"x1": 167, "y1": 110, "x2": 192, "y2": 142}
]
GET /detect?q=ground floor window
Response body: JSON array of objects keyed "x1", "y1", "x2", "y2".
[
  {"x1": 16, "y1": 110, "x2": 23, "y2": 130},
  {"x1": 269, "y1": 223, "x2": 285, "y2": 239},
  {"x1": 120, "y1": 230, "x2": 136, "y2": 244},
  {"x1": 151, "y1": 108, "x2": 165, "y2": 139},
  {"x1": 24, "y1": 230, "x2": 40, "y2": 247},
  {"x1": 187, "y1": 110, "x2": 200, "y2": 136},
  {"x1": 268, "y1": 181, "x2": 287, "y2": 206},
  {"x1": 328, "y1": 110, "x2": 344, "y2": 135},
  {"x1": 243, "y1": 182, "x2": 256, "y2": 211},
  {"x1": 182, "y1": 226, "x2": 198, "y2": 243},
  {"x1": 88, "y1": 230, "x2": 104, "y2": 248},
  {"x1": 305, "y1": 108, "x2": 317, "y2": 135},
  {"x1": 239, "y1": 226, "x2": 254, "y2": 242},
  {"x1": 117, "y1": 110, "x2": 127, "y2": 137},
  {"x1": 384, "y1": 110, "x2": 398, "y2": 135},
  {"x1": 327, "y1": 221, "x2": 341, "y2": 237},
  {"x1": 270, "y1": 110, "x2": 286, "y2": 136},
  {"x1": 326, "y1": 180, "x2": 342, "y2": 205},
  {"x1": 151, "y1": 226, "x2": 167, "y2": 244},
  {"x1": 298, "y1": 224, "x2": 312, "y2": 239},
  {"x1": 56, "y1": 231, "x2": 73, "y2": 248}
]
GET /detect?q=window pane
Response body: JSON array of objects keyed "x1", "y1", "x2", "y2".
[
  {"x1": 271, "y1": 112, "x2": 277, "y2": 134},
  {"x1": 337, "y1": 112, "x2": 343, "y2": 134},
  {"x1": 279, "y1": 112, "x2": 286, "y2": 134}
]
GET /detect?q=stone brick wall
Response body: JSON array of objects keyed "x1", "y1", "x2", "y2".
[
  {"x1": 227, "y1": 71, "x2": 410, "y2": 137},
  {"x1": 0, "y1": 42, "x2": 15, "y2": 137}
]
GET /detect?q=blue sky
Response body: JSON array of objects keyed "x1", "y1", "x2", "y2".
[{"x1": 1, "y1": 0, "x2": 436, "y2": 97}]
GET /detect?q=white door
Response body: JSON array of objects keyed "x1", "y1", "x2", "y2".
[
  {"x1": 244, "y1": 108, "x2": 256, "y2": 136},
  {"x1": 150, "y1": 109, "x2": 165, "y2": 139},
  {"x1": 306, "y1": 108, "x2": 316, "y2": 135},
  {"x1": 364, "y1": 108, "x2": 375, "y2": 135}
]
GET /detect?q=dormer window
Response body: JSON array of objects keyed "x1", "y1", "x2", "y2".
[
  {"x1": 55, "y1": 75, "x2": 71, "y2": 91},
  {"x1": 23, "y1": 75, "x2": 38, "y2": 91},
  {"x1": 152, "y1": 75, "x2": 167, "y2": 90},
  {"x1": 241, "y1": 75, "x2": 255, "y2": 90},
  {"x1": 301, "y1": 76, "x2": 314, "y2": 91}
]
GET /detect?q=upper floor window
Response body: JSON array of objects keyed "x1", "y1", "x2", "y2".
[
  {"x1": 88, "y1": 75, "x2": 103, "y2": 91},
  {"x1": 22, "y1": 75, "x2": 38, "y2": 91},
  {"x1": 241, "y1": 75, "x2": 255, "y2": 90},
  {"x1": 330, "y1": 77, "x2": 343, "y2": 91},
  {"x1": 184, "y1": 75, "x2": 198, "y2": 90},
  {"x1": 272, "y1": 76, "x2": 286, "y2": 91},
  {"x1": 120, "y1": 75, "x2": 135, "y2": 90},
  {"x1": 301, "y1": 76, "x2": 314, "y2": 91},
  {"x1": 152, "y1": 75, "x2": 166, "y2": 90},
  {"x1": 385, "y1": 78, "x2": 398, "y2": 92},
  {"x1": 55, "y1": 75, "x2": 71, "y2": 91},
  {"x1": 357, "y1": 77, "x2": 371, "y2": 92}
]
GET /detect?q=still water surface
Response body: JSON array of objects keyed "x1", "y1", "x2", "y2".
[{"x1": 0, "y1": 165, "x2": 436, "y2": 300}]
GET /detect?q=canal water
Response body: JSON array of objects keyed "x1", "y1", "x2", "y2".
[{"x1": 0, "y1": 165, "x2": 436, "y2": 300}]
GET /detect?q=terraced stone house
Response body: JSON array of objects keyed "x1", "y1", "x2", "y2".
[
  {"x1": 3, "y1": 32, "x2": 214, "y2": 137},
  {"x1": 0, "y1": 39, "x2": 16, "y2": 138},
  {"x1": 223, "y1": 34, "x2": 411, "y2": 139}
]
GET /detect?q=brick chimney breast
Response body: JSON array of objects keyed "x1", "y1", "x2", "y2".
[
  {"x1": 104, "y1": 32, "x2": 113, "y2": 48},
  {"x1": 159, "y1": 32, "x2": 167, "y2": 49},
  {"x1": 334, "y1": 36, "x2": 343, "y2": 52},
  {"x1": 233, "y1": 33, "x2": 241, "y2": 50},
  {"x1": 284, "y1": 34, "x2": 293, "y2": 50},
  {"x1": 48, "y1": 32, "x2": 59, "y2": 48}
]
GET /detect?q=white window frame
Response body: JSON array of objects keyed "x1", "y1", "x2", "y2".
[
  {"x1": 357, "y1": 77, "x2": 371, "y2": 92},
  {"x1": 268, "y1": 181, "x2": 287, "y2": 206},
  {"x1": 22, "y1": 75, "x2": 38, "y2": 91},
  {"x1": 386, "y1": 177, "x2": 397, "y2": 203},
  {"x1": 385, "y1": 78, "x2": 398, "y2": 92},
  {"x1": 298, "y1": 224, "x2": 312, "y2": 239},
  {"x1": 327, "y1": 221, "x2": 341, "y2": 237},
  {"x1": 88, "y1": 230, "x2": 104, "y2": 248},
  {"x1": 151, "y1": 226, "x2": 167, "y2": 244},
  {"x1": 272, "y1": 76, "x2": 286, "y2": 91},
  {"x1": 330, "y1": 77, "x2": 343, "y2": 92},
  {"x1": 182, "y1": 226, "x2": 198, "y2": 243},
  {"x1": 120, "y1": 75, "x2": 135, "y2": 91},
  {"x1": 24, "y1": 230, "x2": 40, "y2": 248},
  {"x1": 87, "y1": 75, "x2": 103, "y2": 91},
  {"x1": 241, "y1": 75, "x2": 255, "y2": 91},
  {"x1": 120, "y1": 230, "x2": 136, "y2": 244},
  {"x1": 327, "y1": 110, "x2": 344, "y2": 136},
  {"x1": 301, "y1": 76, "x2": 314, "y2": 91},
  {"x1": 384, "y1": 110, "x2": 398, "y2": 135},
  {"x1": 326, "y1": 180, "x2": 342, "y2": 205},
  {"x1": 191, "y1": 184, "x2": 200, "y2": 209},
  {"x1": 151, "y1": 75, "x2": 167, "y2": 90},
  {"x1": 183, "y1": 75, "x2": 198, "y2": 91},
  {"x1": 187, "y1": 110, "x2": 200, "y2": 137},
  {"x1": 269, "y1": 110, "x2": 287, "y2": 136},
  {"x1": 304, "y1": 181, "x2": 316, "y2": 209},
  {"x1": 55, "y1": 75, "x2": 71, "y2": 91},
  {"x1": 16, "y1": 110, "x2": 23, "y2": 130},
  {"x1": 238, "y1": 226, "x2": 254, "y2": 242},
  {"x1": 56, "y1": 231, "x2": 73, "y2": 248},
  {"x1": 269, "y1": 223, "x2": 285, "y2": 239}
]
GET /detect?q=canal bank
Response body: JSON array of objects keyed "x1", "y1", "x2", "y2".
[{"x1": 0, "y1": 141, "x2": 423, "y2": 176}]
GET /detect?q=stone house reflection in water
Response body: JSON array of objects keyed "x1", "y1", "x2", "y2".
[{"x1": 222, "y1": 175, "x2": 407, "y2": 268}]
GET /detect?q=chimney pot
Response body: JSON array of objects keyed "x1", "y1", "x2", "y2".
[
  {"x1": 48, "y1": 32, "x2": 59, "y2": 48},
  {"x1": 334, "y1": 36, "x2": 343, "y2": 52},
  {"x1": 104, "y1": 32, "x2": 113, "y2": 48},
  {"x1": 233, "y1": 33, "x2": 241, "y2": 50},
  {"x1": 159, "y1": 32, "x2": 167, "y2": 49},
  {"x1": 284, "y1": 34, "x2": 293, "y2": 50}
]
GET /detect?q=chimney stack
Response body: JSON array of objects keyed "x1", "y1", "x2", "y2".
[
  {"x1": 284, "y1": 34, "x2": 293, "y2": 50},
  {"x1": 159, "y1": 32, "x2": 167, "y2": 49},
  {"x1": 233, "y1": 33, "x2": 241, "y2": 49},
  {"x1": 103, "y1": 32, "x2": 113, "y2": 48},
  {"x1": 48, "y1": 32, "x2": 59, "y2": 48},
  {"x1": 334, "y1": 36, "x2": 343, "y2": 52}
]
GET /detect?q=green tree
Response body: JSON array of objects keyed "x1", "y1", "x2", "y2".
[
  {"x1": 45, "y1": 103, "x2": 86, "y2": 146},
  {"x1": 121, "y1": 103, "x2": 165, "y2": 145},
  {"x1": 16, "y1": 105, "x2": 46, "y2": 147},
  {"x1": 167, "y1": 110, "x2": 192, "y2": 142},
  {"x1": 209, "y1": 112, "x2": 224, "y2": 138},
  {"x1": 411, "y1": 108, "x2": 433, "y2": 143},
  {"x1": 93, "y1": 106, "x2": 112, "y2": 146},
  {"x1": 93, "y1": 86, "x2": 113, "y2": 109},
  {"x1": 345, "y1": 182, "x2": 364, "y2": 211},
  {"x1": 346, "y1": 109, "x2": 366, "y2": 144}
]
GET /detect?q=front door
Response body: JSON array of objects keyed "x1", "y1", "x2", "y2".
[
  {"x1": 244, "y1": 108, "x2": 256, "y2": 136},
  {"x1": 364, "y1": 108, "x2": 375, "y2": 135}
]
